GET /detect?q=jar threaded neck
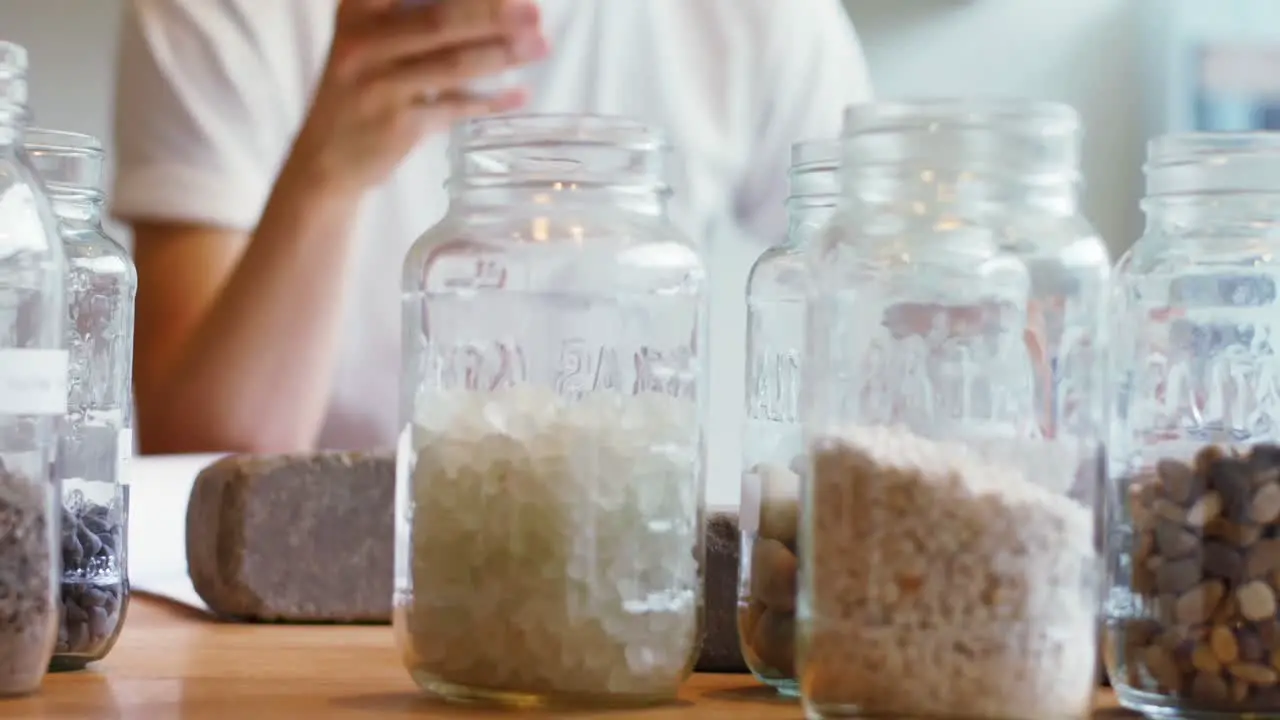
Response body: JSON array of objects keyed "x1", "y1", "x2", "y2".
[
  {"x1": 789, "y1": 139, "x2": 841, "y2": 205},
  {"x1": 446, "y1": 114, "x2": 674, "y2": 204},
  {"x1": 25, "y1": 128, "x2": 106, "y2": 207},
  {"x1": 840, "y1": 99, "x2": 1083, "y2": 184},
  {"x1": 1144, "y1": 132, "x2": 1280, "y2": 199}
]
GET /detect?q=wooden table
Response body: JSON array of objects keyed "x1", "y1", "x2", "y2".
[{"x1": 0, "y1": 596, "x2": 1136, "y2": 719}]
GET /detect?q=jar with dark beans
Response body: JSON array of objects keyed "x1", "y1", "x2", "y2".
[
  {"x1": 1107, "y1": 443, "x2": 1280, "y2": 714},
  {"x1": 25, "y1": 128, "x2": 138, "y2": 672},
  {"x1": 50, "y1": 487, "x2": 128, "y2": 672}
]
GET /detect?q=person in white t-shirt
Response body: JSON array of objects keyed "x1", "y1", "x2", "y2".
[{"x1": 111, "y1": 0, "x2": 873, "y2": 455}]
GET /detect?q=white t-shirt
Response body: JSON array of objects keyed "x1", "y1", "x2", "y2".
[{"x1": 111, "y1": 0, "x2": 873, "y2": 484}]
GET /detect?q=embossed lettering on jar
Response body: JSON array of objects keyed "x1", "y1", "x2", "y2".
[
  {"x1": 25, "y1": 128, "x2": 136, "y2": 671},
  {"x1": 393, "y1": 115, "x2": 707, "y2": 708},
  {"x1": 1107, "y1": 133, "x2": 1280, "y2": 718},
  {"x1": 738, "y1": 139, "x2": 839, "y2": 697},
  {"x1": 798, "y1": 100, "x2": 1110, "y2": 720}
]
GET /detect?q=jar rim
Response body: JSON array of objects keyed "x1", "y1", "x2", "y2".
[
  {"x1": 452, "y1": 114, "x2": 668, "y2": 152},
  {"x1": 842, "y1": 98, "x2": 1081, "y2": 137},
  {"x1": 24, "y1": 127, "x2": 102, "y2": 155},
  {"x1": 1144, "y1": 132, "x2": 1280, "y2": 198},
  {"x1": 1146, "y1": 132, "x2": 1280, "y2": 166},
  {"x1": 791, "y1": 138, "x2": 841, "y2": 169},
  {"x1": 789, "y1": 139, "x2": 840, "y2": 202},
  {"x1": 0, "y1": 42, "x2": 26, "y2": 76},
  {"x1": 24, "y1": 127, "x2": 105, "y2": 199}
]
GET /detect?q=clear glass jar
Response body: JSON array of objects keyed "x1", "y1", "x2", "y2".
[
  {"x1": 798, "y1": 100, "x2": 1110, "y2": 720},
  {"x1": 394, "y1": 114, "x2": 706, "y2": 708},
  {"x1": 1105, "y1": 133, "x2": 1280, "y2": 717},
  {"x1": 25, "y1": 128, "x2": 135, "y2": 672},
  {"x1": 738, "y1": 139, "x2": 839, "y2": 697},
  {"x1": 0, "y1": 42, "x2": 67, "y2": 696}
]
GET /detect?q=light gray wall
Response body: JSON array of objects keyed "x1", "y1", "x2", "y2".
[
  {"x1": 1, "y1": 0, "x2": 123, "y2": 237},
  {"x1": 4, "y1": 0, "x2": 120, "y2": 137},
  {"x1": 846, "y1": 0, "x2": 1145, "y2": 252},
  {"x1": 0, "y1": 0, "x2": 1147, "y2": 504}
]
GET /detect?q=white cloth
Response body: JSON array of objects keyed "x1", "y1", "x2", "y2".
[{"x1": 110, "y1": 0, "x2": 873, "y2": 453}]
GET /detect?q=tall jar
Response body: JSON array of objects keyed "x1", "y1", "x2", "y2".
[
  {"x1": 798, "y1": 100, "x2": 1110, "y2": 720},
  {"x1": 738, "y1": 139, "x2": 839, "y2": 696},
  {"x1": 1105, "y1": 133, "x2": 1280, "y2": 717},
  {"x1": 394, "y1": 115, "x2": 706, "y2": 708},
  {"x1": 0, "y1": 42, "x2": 67, "y2": 696},
  {"x1": 25, "y1": 129, "x2": 135, "y2": 671}
]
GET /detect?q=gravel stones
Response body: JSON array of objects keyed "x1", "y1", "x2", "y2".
[
  {"x1": 56, "y1": 583, "x2": 124, "y2": 659},
  {"x1": 738, "y1": 460, "x2": 801, "y2": 693},
  {"x1": 51, "y1": 492, "x2": 127, "y2": 670},
  {"x1": 0, "y1": 468, "x2": 57, "y2": 696},
  {"x1": 1115, "y1": 443, "x2": 1280, "y2": 712},
  {"x1": 804, "y1": 428, "x2": 1098, "y2": 719},
  {"x1": 402, "y1": 389, "x2": 702, "y2": 702},
  {"x1": 697, "y1": 510, "x2": 748, "y2": 673},
  {"x1": 60, "y1": 500, "x2": 121, "y2": 573}
]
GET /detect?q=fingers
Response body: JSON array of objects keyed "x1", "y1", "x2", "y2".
[
  {"x1": 345, "y1": 0, "x2": 541, "y2": 72},
  {"x1": 336, "y1": 0, "x2": 401, "y2": 22},
  {"x1": 382, "y1": 35, "x2": 548, "y2": 104},
  {"x1": 415, "y1": 88, "x2": 529, "y2": 129}
]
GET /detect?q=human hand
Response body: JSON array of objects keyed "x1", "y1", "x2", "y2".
[{"x1": 286, "y1": 0, "x2": 547, "y2": 195}]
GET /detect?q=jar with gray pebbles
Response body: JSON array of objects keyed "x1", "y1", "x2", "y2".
[
  {"x1": 1105, "y1": 132, "x2": 1280, "y2": 718},
  {"x1": 25, "y1": 128, "x2": 135, "y2": 671},
  {"x1": 1111, "y1": 445, "x2": 1280, "y2": 714},
  {"x1": 0, "y1": 468, "x2": 58, "y2": 696},
  {"x1": 0, "y1": 41, "x2": 69, "y2": 696}
]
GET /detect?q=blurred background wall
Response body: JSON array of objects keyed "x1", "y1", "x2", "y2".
[
  {"x1": 0, "y1": 0, "x2": 1151, "y2": 498},
  {"x1": 2, "y1": 0, "x2": 1146, "y2": 250},
  {"x1": 848, "y1": 0, "x2": 1144, "y2": 252}
]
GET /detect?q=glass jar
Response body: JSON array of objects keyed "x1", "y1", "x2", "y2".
[
  {"x1": 738, "y1": 139, "x2": 839, "y2": 696},
  {"x1": 1105, "y1": 133, "x2": 1280, "y2": 717},
  {"x1": 798, "y1": 100, "x2": 1110, "y2": 720},
  {"x1": 0, "y1": 42, "x2": 67, "y2": 696},
  {"x1": 394, "y1": 114, "x2": 706, "y2": 708},
  {"x1": 25, "y1": 128, "x2": 135, "y2": 672}
]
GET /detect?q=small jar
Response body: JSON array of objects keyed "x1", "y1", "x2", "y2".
[
  {"x1": 1105, "y1": 133, "x2": 1280, "y2": 717},
  {"x1": 738, "y1": 139, "x2": 839, "y2": 696},
  {"x1": 394, "y1": 114, "x2": 706, "y2": 707},
  {"x1": 25, "y1": 128, "x2": 135, "y2": 672},
  {"x1": 798, "y1": 100, "x2": 1110, "y2": 720},
  {"x1": 0, "y1": 42, "x2": 67, "y2": 696}
]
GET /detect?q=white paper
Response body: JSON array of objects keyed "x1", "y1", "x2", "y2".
[
  {"x1": 0, "y1": 348, "x2": 68, "y2": 415},
  {"x1": 127, "y1": 453, "x2": 225, "y2": 612}
]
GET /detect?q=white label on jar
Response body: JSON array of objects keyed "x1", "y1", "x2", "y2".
[
  {"x1": 0, "y1": 349, "x2": 68, "y2": 415},
  {"x1": 117, "y1": 427, "x2": 134, "y2": 485}
]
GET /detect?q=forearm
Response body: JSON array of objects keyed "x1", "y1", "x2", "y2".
[{"x1": 139, "y1": 165, "x2": 363, "y2": 454}]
